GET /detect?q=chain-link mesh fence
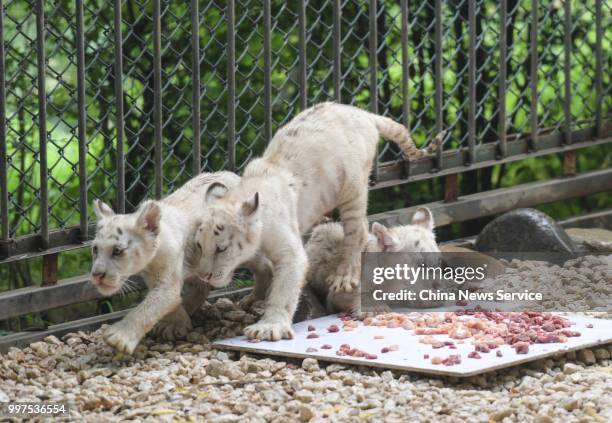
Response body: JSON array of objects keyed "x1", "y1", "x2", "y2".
[{"x1": 0, "y1": 0, "x2": 610, "y2": 257}]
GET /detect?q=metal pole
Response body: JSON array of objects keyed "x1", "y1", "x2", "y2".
[
  {"x1": 114, "y1": 0, "x2": 125, "y2": 212},
  {"x1": 401, "y1": 0, "x2": 409, "y2": 128},
  {"x1": 36, "y1": 0, "x2": 49, "y2": 248},
  {"x1": 76, "y1": 0, "x2": 88, "y2": 240},
  {"x1": 264, "y1": 0, "x2": 272, "y2": 142},
  {"x1": 153, "y1": 0, "x2": 163, "y2": 198},
  {"x1": 369, "y1": 0, "x2": 378, "y2": 180},
  {"x1": 0, "y1": 0, "x2": 8, "y2": 243},
  {"x1": 529, "y1": 0, "x2": 538, "y2": 151},
  {"x1": 435, "y1": 0, "x2": 443, "y2": 169},
  {"x1": 333, "y1": 0, "x2": 341, "y2": 102},
  {"x1": 190, "y1": 0, "x2": 201, "y2": 174},
  {"x1": 498, "y1": 0, "x2": 507, "y2": 158},
  {"x1": 595, "y1": 0, "x2": 603, "y2": 138},
  {"x1": 227, "y1": 0, "x2": 236, "y2": 171},
  {"x1": 298, "y1": 0, "x2": 307, "y2": 110},
  {"x1": 467, "y1": 0, "x2": 476, "y2": 165},
  {"x1": 563, "y1": 0, "x2": 572, "y2": 145}
]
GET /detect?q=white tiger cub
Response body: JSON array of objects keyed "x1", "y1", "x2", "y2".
[
  {"x1": 187, "y1": 102, "x2": 440, "y2": 341},
  {"x1": 90, "y1": 171, "x2": 242, "y2": 354},
  {"x1": 306, "y1": 207, "x2": 439, "y2": 314}
]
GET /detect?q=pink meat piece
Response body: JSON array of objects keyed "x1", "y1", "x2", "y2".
[{"x1": 513, "y1": 341, "x2": 530, "y2": 354}]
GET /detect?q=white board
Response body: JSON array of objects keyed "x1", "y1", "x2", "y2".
[{"x1": 213, "y1": 314, "x2": 612, "y2": 377}]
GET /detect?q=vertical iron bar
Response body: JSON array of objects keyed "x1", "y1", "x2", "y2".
[
  {"x1": 264, "y1": 0, "x2": 272, "y2": 142},
  {"x1": 36, "y1": 0, "x2": 48, "y2": 248},
  {"x1": 0, "y1": 0, "x2": 8, "y2": 243},
  {"x1": 434, "y1": 0, "x2": 443, "y2": 169},
  {"x1": 595, "y1": 0, "x2": 603, "y2": 138},
  {"x1": 563, "y1": 150, "x2": 576, "y2": 177},
  {"x1": 563, "y1": 0, "x2": 571, "y2": 145},
  {"x1": 227, "y1": 0, "x2": 236, "y2": 171},
  {"x1": 153, "y1": 0, "x2": 162, "y2": 198},
  {"x1": 400, "y1": 0, "x2": 409, "y2": 128},
  {"x1": 114, "y1": 0, "x2": 125, "y2": 213},
  {"x1": 76, "y1": 0, "x2": 88, "y2": 240},
  {"x1": 42, "y1": 253, "x2": 58, "y2": 286},
  {"x1": 298, "y1": 0, "x2": 307, "y2": 110},
  {"x1": 444, "y1": 174, "x2": 459, "y2": 203},
  {"x1": 333, "y1": 0, "x2": 341, "y2": 101},
  {"x1": 191, "y1": 0, "x2": 201, "y2": 174},
  {"x1": 369, "y1": 0, "x2": 378, "y2": 181},
  {"x1": 467, "y1": 0, "x2": 476, "y2": 165},
  {"x1": 529, "y1": 0, "x2": 538, "y2": 152},
  {"x1": 498, "y1": 0, "x2": 507, "y2": 158}
]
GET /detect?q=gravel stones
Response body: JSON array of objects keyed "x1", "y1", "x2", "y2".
[
  {"x1": 489, "y1": 407, "x2": 513, "y2": 421},
  {"x1": 301, "y1": 358, "x2": 319, "y2": 372},
  {"x1": 206, "y1": 359, "x2": 227, "y2": 377},
  {"x1": 594, "y1": 348, "x2": 611, "y2": 360},
  {"x1": 294, "y1": 390, "x2": 315, "y2": 403},
  {"x1": 299, "y1": 404, "x2": 315, "y2": 421},
  {"x1": 477, "y1": 254, "x2": 612, "y2": 312},
  {"x1": 0, "y1": 295, "x2": 610, "y2": 421},
  {"x1": 566, "y1": 227, "x2": 612, "y2": 253},
  {"x1": 577, "y1": 349, "x2": 596, "y2": 365}
]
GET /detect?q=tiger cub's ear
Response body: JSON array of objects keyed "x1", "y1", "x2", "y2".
[
  {"x1": 372, "y1": 222, "x2": 399, "y2": 252},
  {"x1": 411, "y1": 207, "x2": 434, "y2": 231},
  {"x1": 136, "y1": 201, "x2": 162, "y2": 236},
  {"x1": 205, "y1": 182, "x2": 229, "y2": 204},
  {"x1": 241, "y1": 192, "x2": 259, "y2": 218},
  {"x1": 93, "y1": 199, "x2": 115, "y2": 220}
]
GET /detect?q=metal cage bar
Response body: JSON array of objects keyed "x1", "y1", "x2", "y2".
[
  {"x1": 498, "y1": 0, "x2": 507, "y2": 158},
  {"x1": 529, "y1": 0, "x2": 538, "y2": 152},
  {"x1": 400, "y1": 0, "x2": 409, "y2": 128},
  {"x1": 434, "y1": 0, "x2": 444, "y2": 169},
  {"x1": 467, "y1": 0, "x2": 476, "y2": 165},
  {"x1": 36, "y1": 0, "x2": 49, "y2": 248},
  {"x1": 595, "y1": 0, "x2": 603, "y2": 138},
  {"x1": 153, "y1": 0, "x2": 163, "y2": 198},
  {"x1": 298, "y1": 0, "x2": 307, "y2": 110},
  {"x1": 227, "y1": 0, "x2": 236, "y2": 171},
  {"x1": 190, "y1": 0, "x2": 201, "y2": 175},
  {"x1": 76, "y1": 0, "x2": 88, "y2": 240},
  {"x1": 369, "y1": 0, "x2": 378, "y2": 181},
  {"x1": 0, "y1": 0, "x2": 7, "y2": 244},
  {"x1": 333, "y1": 0, "x2": 341, "y2": 102},
  {"x1": 563, "y1": 0, "x2": 572, "y2": 145},
  {"x1": 114, "y1": 0, "x2": 125, "y2": 213},
  {"x1": 263, "y1": 0, "x2": 272, "y2": 142}
]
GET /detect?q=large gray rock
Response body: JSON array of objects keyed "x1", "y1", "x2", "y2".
[
  {"x1": 475, "y1": 208, "x2": 576, "y2": 255},
  {"x1": 293, "y1": 285, "x2": 328, "y2": 323}
]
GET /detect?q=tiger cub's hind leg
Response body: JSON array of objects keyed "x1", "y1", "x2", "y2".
[{"x1": 327, "y1": 191, "x2": 368, "y2": 293}]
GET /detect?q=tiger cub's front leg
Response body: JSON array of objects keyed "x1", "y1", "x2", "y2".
[
  {"x1": 243, "y1": 231, "x2": 307, "y2": 341},
  {"x1": 103, "y1": 271, "x2": 183, "y2": 354}
]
